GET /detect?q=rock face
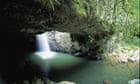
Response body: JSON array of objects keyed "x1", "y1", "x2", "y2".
[
  {"x1": 43, "y1": 31, "x2": 107, "y2": 59},
  {"x1": 47, "y1": 31, "x2": 72, "y2": 53},
  {"x1": 45, "y1": 31, "x2": 89, "y2": 55}
]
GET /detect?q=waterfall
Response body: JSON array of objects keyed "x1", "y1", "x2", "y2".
[
  {"x1": 33, "y1": 32, "x2": 84, "y2": 77},
  {"x1": 34, "y1": 32, "x2": 55, "y2": 59},
  {"x1": 36, "y1": 32, "x2": 51, "y2": 52}
]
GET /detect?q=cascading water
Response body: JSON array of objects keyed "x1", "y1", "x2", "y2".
[
  {"x1": 34, "y1": 32, "x2": 53, "y2": 77},
  {"x1": 36, "y1": 32, "x2": 51, "y2": 52},
  {"x1": 33, "y1": 31, "x2": 84, "y2": 77},
  {"x1": 34, "y1": 32, "x2": 56, "y2": 59}
]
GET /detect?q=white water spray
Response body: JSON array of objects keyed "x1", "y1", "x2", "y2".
[
  {"x1": 35, "y1": 32, "x2": 56, "y2": 59},
  {"x1": 34, "y1": 32, "x2": 84, "y2": 76},
  {"x1": 36, "y1": 32, "x2": 51, "y2": 52}
]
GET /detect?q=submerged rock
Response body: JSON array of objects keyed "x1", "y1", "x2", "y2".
[{"x1": 103, "y1": 80, "x2": 111, "y2": 84}]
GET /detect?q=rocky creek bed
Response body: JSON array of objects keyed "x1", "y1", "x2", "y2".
[{"x1": 108, "y1": 45, "x2": 140, "y2": 63}]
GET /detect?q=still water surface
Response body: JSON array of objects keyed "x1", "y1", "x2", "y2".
[{"x1": 31, "y1": 52, "x2": 139, "y2": 84}]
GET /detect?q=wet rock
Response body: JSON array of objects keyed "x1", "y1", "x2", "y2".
[
  {"x1": 119, "y1": 56, "x2": 128, "y2": 63},
  {"x1": 121, "y1": 48, "x2": 129, "y2": 53},
  {"x1": 72, "y1": 41, "x2": 81, "y2": 51},
  {"x1": 47, "y1": 31, "x2": 72, "y2": 53},
  {"x1": 128, "y1": 79, "x2": 140, "y2": 84},
  {"x1": 20, "y1": 78, "x2": 56, "y2": 84},
  {"x1": 108, "y1": 46, "x2": 140, "y2": 63},
  {"x1": 57, "y1": 81, "x2": 76, "y2": 84},
  {"x1": 74, "y1": 52, "x2": 82, "y2": 57}
]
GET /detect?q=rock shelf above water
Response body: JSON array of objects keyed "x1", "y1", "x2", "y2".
[{"x1": 108, "y1": 46, "x2": 140, "y2": 63}]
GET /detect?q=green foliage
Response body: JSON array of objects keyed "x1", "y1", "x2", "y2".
[
  {"x1": 3, "y1": 0, "x2": 138, "y2": 47},
  {"x1": 35, "y1": 0, "x2": 61, "y2": 10},
  {"x1": 49, "y1": 0, "x2": 61, "y2": 10},
  {"x1": 122, "y1": 0, "x2": 139, "y2": 46},
  {"x1": 30, "y1": 0, "x2": 140, "y2": 48},
  {"x1": 72, "y1": 0, "x2": 87, "y2": 17}
]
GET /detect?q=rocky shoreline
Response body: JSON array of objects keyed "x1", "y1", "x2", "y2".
[
  {"x1": 9, "y1": 46, "x2": 140, "y2": 84},
  {"x1": 108, "y1": 46, "x2": 140, "y2": 63},
  {"x1": 13, "y1": 78, "x2": 76, "y2": 84}
]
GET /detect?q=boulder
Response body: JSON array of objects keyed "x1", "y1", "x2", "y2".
[
  {"x1": 57, "y1": 81, "x2": 76, "y2": 84},
  {"x1": 128, "y1": 79, "x2": 140, "y2": 84},
  {"x1": 103, "y1": 80, "x2": 111, "y2": 84}
]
